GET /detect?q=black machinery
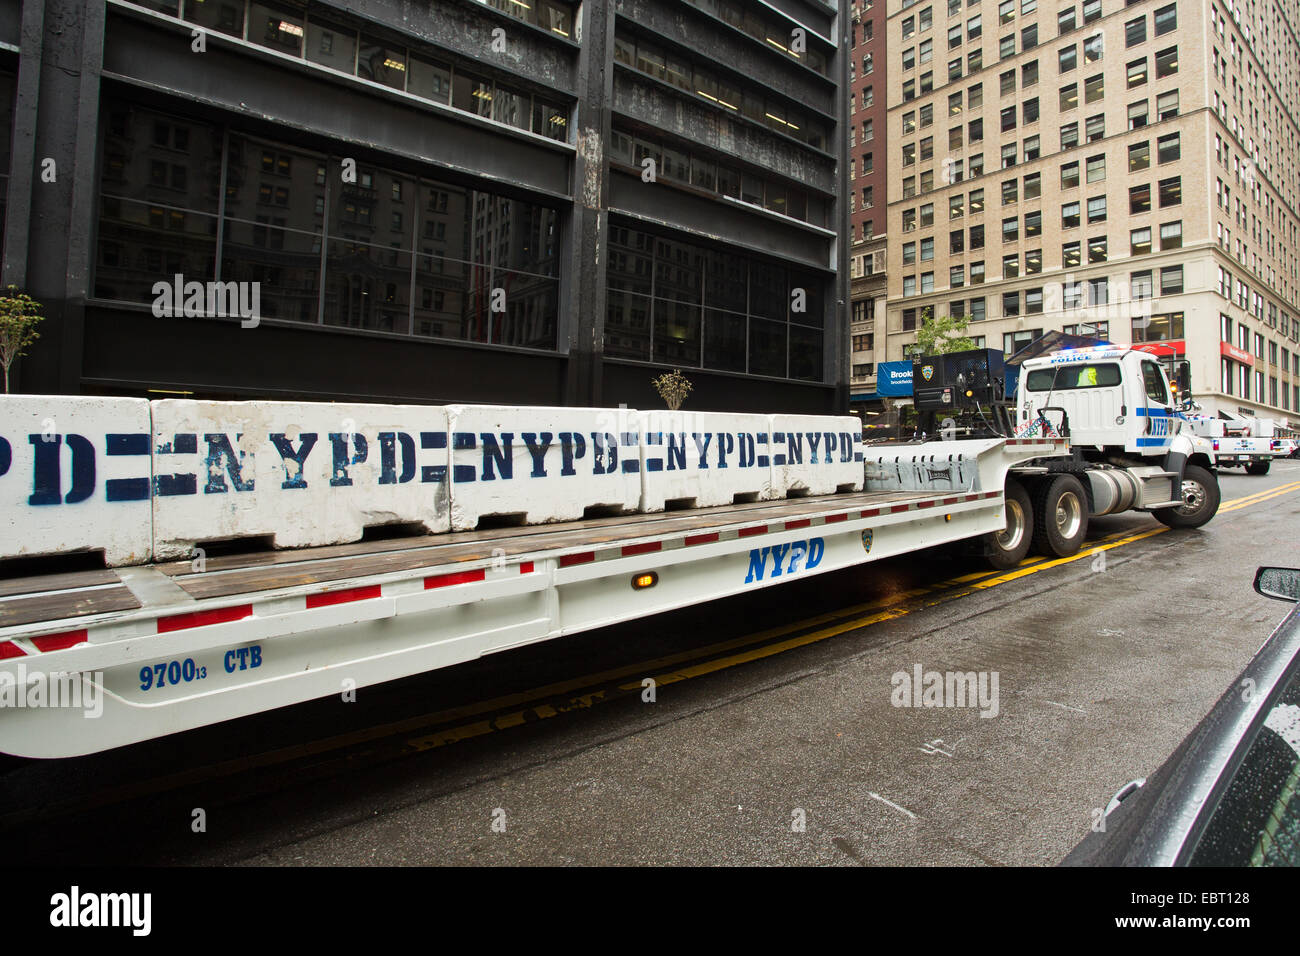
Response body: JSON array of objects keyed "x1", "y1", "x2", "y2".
[{"x1": 909, "y1": 348, "x2": 1018, "y2": 439}]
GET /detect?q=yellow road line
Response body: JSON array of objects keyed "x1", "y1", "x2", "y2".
[{"x1": 406, "y1": 476, "x2": 1300, "y2": 752}]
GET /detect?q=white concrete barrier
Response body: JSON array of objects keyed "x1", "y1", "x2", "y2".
[
  {"x1": 150, "y1": 400, "x2": 450, "y2": 560},
  {"x1": 638, "y1": 410, "x2": 773, "y2": 511},
  {"x1": 0, "y1": 395, "x2": 154, "y2": 565},
  {"x1": 446, "y1": 404, "x2": 642, "y2": 531},
  {"x1": 770, "y1": 415, "x2": 864, "y2": 497}
]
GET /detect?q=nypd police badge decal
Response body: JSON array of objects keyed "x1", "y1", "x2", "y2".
[
  {"x1": 861, "y1": 529, "x2": 873, "y2": 553},
  {"x1": 921, "y1": 365, "x2": 935, "y2": 382}
]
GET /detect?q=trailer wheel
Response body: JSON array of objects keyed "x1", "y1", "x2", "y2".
[
  {"x1": 1246, "y1": 460, "x2": 1270, "y2": 476},
  {"x1": 983, "y1": 479, "x2": 1034, "y2": 570},
  {"x1": 1154, "y1": 465, "x2": 1220, "y2": 529},
  {"x1": 1030, "y1": 474, "x2": 1089, "y2": 558}
]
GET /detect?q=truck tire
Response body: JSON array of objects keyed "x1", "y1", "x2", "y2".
[
  {"x1": 983, "y1": 479, "x2": 1034, "y2": 570},
  {"x1": 1031, "y1": 474, "x2": 1089, "y2": 558},
  {"x1": 1154, "y1": 465, "x2": 1220, "y2": 529},
  {"x1": 1246, "y1": 460, "x2": 1270, "y2": 476}
]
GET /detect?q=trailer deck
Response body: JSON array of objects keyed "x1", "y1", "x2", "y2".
[{"x1": 1, "y1": 487, "x2": 980, "y2": 636}]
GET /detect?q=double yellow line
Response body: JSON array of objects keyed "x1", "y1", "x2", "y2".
[
  {"x1": 1219, "y1": 479, "x2": 1300, "y2": 514},
  {"x1": 13, "y1": 477, "x2": 1296, "y2": 826},
  {"x1": 405, "y1": 477, "x2": 1300, "y2": 752}
]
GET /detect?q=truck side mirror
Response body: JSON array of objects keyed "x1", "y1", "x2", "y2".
[{"x1": 1176, "y1": 362, "x2": 1191, "y2": 395}]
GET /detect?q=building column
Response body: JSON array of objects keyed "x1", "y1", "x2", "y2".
[
  {"x1": 6, "y1": 0, "x2": 105, "y2": 394},
  {"x1": 561, "y1": 0, "x2": 615, "y2": 406}
]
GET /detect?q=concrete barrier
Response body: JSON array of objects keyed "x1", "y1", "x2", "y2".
[
  {"x1": 150, "y1": 400, "x2": 450, "y2": 559},
  {"x1": 0, "y1": 395, "x2": 154, "y2": 565},
  {"x1": 638, "y1": 410, "x2": 773, "y2": 511},
  {"x1": 770, "y1": 415, "x2": 864, "y2": 497},
  {"x1": 446, "y1": 404, "x2": 642, "y2": 531}
]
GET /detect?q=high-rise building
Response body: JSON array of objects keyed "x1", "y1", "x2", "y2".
[
  {"x1": 884, "y1": 0, "x2": 1300, "y2": 421},
  {"x1": 848, "y1": 0, "x2": 888, "y2": 418},
  {"x1": 1, "y1": 0, "x2": 850, "y2": 413}
]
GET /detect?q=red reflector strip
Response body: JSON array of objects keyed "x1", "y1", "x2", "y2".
[
  {"x1": 424, "y1": 569, "x2": 486, "y2": 589},
  {"x1": 890, "y1": 504, "x2": 912, "y2": 514},
  {"x1": 306, "y1": 585, "x2": 382, "y2": 609},
  {"x1": 738, "y1": 525, "x2": 767, "y2": 538},
  {"x1": 158, "y1": 604, "x2": 252, "y2": 633},
  {"x1": 622, "y1": 541, "x2": 662, "y2": 557},
  {"x1": 861, "y1": 508, "x2": 881, "y2": 518},
  {"x1": 685, "y1": 532, "x2": 720, "y2": 546},
  {"x1": 31, "y1": 629, "x2": 89, "y2": 652},
  {"x1": 784, "y1": 519, "x2": 811, "y2": 530},
  {"x1": 824, "y1": 513, "x2": 849, "y2": 523},
  {"x1": 559, "y1": 552, "x2": 595, "y2": 567},
  {"x1": 917, "y1": 500, "x2": 936, "y2": 509},
  {"x1": 0, "y1": 641, "x2": 26, "y2": 660},
  {"x1": 519, "y1": 561, "x2": 535, "y2": 574},
  {"x1": 942, "y1": 497, "x2": 960, "y2": 506}
]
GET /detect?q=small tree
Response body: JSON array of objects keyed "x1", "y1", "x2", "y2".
[
  {"x1": 0, "y1": 286, "x2": 43, "y2": 394},
  {"x1": 651, "y1": 368, "x2": 693, "y2": 410},
  {"x1": 914, "y1": 313, "x2": 976, "y2": 355}
]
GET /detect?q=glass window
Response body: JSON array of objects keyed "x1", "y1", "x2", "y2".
[
  {"x1": 1185, "y1": 660, "x2": 1300, "y2": 868},
  {"x1": 1061, "y1": 161, "x2": 1080, "y2": 188},
  {"x1": 1025, "y1": 363, "x2": 1122, "y2": 390},
  {"x1": 1129, "y1": 140, "x2": 1150, "y2": 171},
  {"x1": 250, "y1": 3, "x2": 305, "y2": 55},
  {"x1": 1157, "y1": 132, "x2": 1179, "y2": 163},
  {"x1": 1153, "y1": 4, "x2": 1176, "y2": 36},
  {"x1": 358, "y1": 36, "x2": 407, "y2": 90},
  {"x1": 1158, "y1": 175, "x2": 1181, "y2": 206},
  {"x1": 1154, "y1": 46, "x2": 1178, "y2": 78},
  {"x1": 1125, "y1": 16, "x2": 1147, "y2": 47},
  {"x1": 185, "y1": 0, "x2": 245, "y2": 37},
  {"x1": 1131, "y1": 226, "x2": 1151, "y2": 254},
  {"x1": 1127, "y1": 58, "x2": 1148, "y2": 87}
]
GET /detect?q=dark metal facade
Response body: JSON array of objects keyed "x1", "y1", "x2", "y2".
[{"x1": 0, "y1": 0, "x2": 848, "y2": 413}]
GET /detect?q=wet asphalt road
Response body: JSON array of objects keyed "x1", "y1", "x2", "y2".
[{"x1": 3, "y1": 461, "x2": 1299, "y2": 865}]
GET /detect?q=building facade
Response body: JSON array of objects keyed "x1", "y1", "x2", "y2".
[
  {"x1": 0, "y1": 0, "x2": 850, "y2": 414},
  {"x1": 848, "y1": 0, "x2": 888, "y2": 417},
  {"x1": 884, "y1": 0, "x2": 1300, "y2": 421}
]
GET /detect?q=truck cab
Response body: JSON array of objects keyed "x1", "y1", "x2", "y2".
[{"x1": 1016, "y1": 346, "x2": 1183, "y2": 456}]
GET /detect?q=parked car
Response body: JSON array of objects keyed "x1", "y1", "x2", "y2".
[{"x1": 1062, "y1": 567, "x2": 1300, "y2": 866}]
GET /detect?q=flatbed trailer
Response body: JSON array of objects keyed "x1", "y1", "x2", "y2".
[{"x1": 0, "y1": 437, "x2": 1062, "y2": 758}]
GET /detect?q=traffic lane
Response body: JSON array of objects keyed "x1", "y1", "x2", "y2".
[
  {"x1": 0, "y1": 472, "x2": 1158, "y2": 828},
  {"x1": 223, "y1": 468, "x2": 1299, "y2": 865},
  {"x1": 6, "y1": 464, "x2": 1292, "y2": 863}
]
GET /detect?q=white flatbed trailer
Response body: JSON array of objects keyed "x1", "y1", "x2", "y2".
[{"x1": 0, "y1": 436, "x2": 1064, "y2": 758}]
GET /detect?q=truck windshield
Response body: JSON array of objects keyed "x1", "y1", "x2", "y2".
[{"x1": 1025, "y1": 363, "x2": 1121, "y2": 391}]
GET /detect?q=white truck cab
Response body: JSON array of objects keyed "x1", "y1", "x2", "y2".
[{"x1": 1016, "y1": 346, "x2": 1185, "y2": 456}]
